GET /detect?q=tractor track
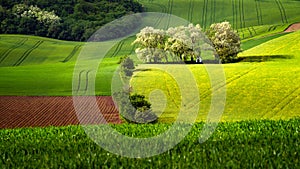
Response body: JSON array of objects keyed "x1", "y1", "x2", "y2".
[
  {"x1": 166, "y1": 0, "x2": 174, "y2": 28},
  {"x1": 274, "y1": 0, "x2": 286, "y2": 24},
  {"x1": 263, "y1": 86, "x2": 300, "y2": 118},
  {"x1": 75, "y1": 70, "x2": 93, "y2": 94},
  {"x1": 150, "y1": 2, "x2": 167, "y2": 27},
  {"x1": 232, "y1": 0, "x2": 236, "y2": 30},
  {"x1": 62, "y1": 45, "x2": 83, "y2": 63},
  {"x1": 0, "y1": 38, "x2": 28, "y2": 64},
  {"x1": 187, "y1": 0, "x2": 195, "y2": 23},
  {"x1": 255, "y1": 0, "x2": 263, "y2": 25},
  {"x1": 238, "y1": 0, "x2": 244, "y2": 38},
  {"x1": 110, "y1": 40, "x2": 125, "y2": 58},
  {"x1": 201, "y1": 65, "x2": 260, "y2": 99},
  {"x1": 13, "y1": 40, "x2": 43, "y2": 66},
  {"x1": 277, "y1": 0, "x2": 288, "y2": 23}
]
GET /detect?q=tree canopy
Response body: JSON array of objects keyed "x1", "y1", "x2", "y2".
[
  {"x1": 133, "y1": 24, "x2": 209, "y2": 63},
  {"x1": 0, "y1": 0, "x2": 143, "y2": 41},
  {"x1": 206, "y1": 21, "x2": 241, "y2": 63}
]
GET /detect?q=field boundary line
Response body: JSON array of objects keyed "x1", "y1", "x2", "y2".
[
  {"x1": 13, "y1": 40, "x2": 44, "y2": 66},
  {"x1": 0, "y1": 38, "x2": 28, "y2": 64},
  {"x1": 62, "y1": 45, "x2": 83, "y2": 62}
]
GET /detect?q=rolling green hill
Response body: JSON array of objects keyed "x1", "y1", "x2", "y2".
[
  {"x1": 140, "y1": 0, "x2": 300, "y2": 31},
  {"x1": 131, "y1": 31, "x2": 300, "y2": 122},
  {"x1": 1, "y1": 0, "x2": 300, "y2": 121}
]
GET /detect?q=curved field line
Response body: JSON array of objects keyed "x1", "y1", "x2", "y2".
[
  {"x1": 130, "y1": 44, "x2": 137, "y2": 54},
  {"x1": 251, "y1": 27, "x2": 257, "y2": 35},
  {"x1": 166, "y1": 0, "x2": 174, "y2": 28},
  {"x1": 162, "y1": 70, "x2": 180, "y2": 109},
  {"x1": 238, "y1": 0, "x2": 244, "y2": 38},
  {"x1": 84, "y1": 70, "x2": 93, "y2": 92},
  {"x1": 13, "y1": 40, "x2": 44, "y2": 66},
  {"x1": 200, "y1": 65, "x2": 260, "y2": 99},
  {"x1": 62, "y1": 45, "x2": 83, "y2": 63},
  {"x1": 247, "y1": 27, "x2": 253, "y2": 37},
  {"x1": 241, "y1": 0, "x2": 246, "y2": 28},
  {"x1": 232, "y1": 0, "x2": 236, "y2": 30},
  {"x1": 258, "y1": 0, "x2": 263, "y2": 25},
  {"x1": 255, "y1": 1, "x2": 261, "y2": 25},
  {"x1": 262, "y1": 86, "x2": 300, "y2": 118},
  {"x1": 274, "y1": 0, "x2": 285, "y2": 24},
  {"x1": 210, "y1": 0, "x2": 216, "y2": 25},
  {"x1": 202, "y1": 0, "x2": 206, "y2": 27},
  {"x1": 150, "y1": 2, "x2": 167, "y2": 27},
  {"x1": 75, "y1": 69, "x2": 92, "y2": 94},
  {"x1": 0, "y1": 38, "x2": 28, "y2": 64},
  {"x1": 278, "y1": 0, "x2": 288, "y2": 23},
  {"x1": 76, "y1": 70, "x2": 85, "y2": 93},
  {"x1": 190, "y1": 0, "x2": 195, "y2": 23},
  {"x1": 202, "y1": 0, "x2": 208, "y2": 29},
  {"x1": 110, "y1": 40, "x2": 125, "y2": 58},
  {"x1": 213, "y1": 0, "x2": 216, "y2": 24},
  {"x1": 187, "y1": 0, "x2": 193, "y2": 22},
  {"x1": 268, "y1": 25, "x2": 278, "y2": 32}
]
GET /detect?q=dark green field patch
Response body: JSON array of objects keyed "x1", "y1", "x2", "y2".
[{"x1": 0, "y1": 119, "x2": 299, "y2": 167}]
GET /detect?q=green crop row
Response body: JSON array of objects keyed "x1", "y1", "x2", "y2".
[
  {"x1": 140, "y1": 0, "x2": 300, "y2": 30},
  {"x1": 0, "y1": 119, "x2": 299, "y2": 168}
]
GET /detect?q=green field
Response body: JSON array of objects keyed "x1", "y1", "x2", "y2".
[
  {"x1": 1, "y1": 0, "x2": 300, "y2": 167},
  {"x1": 140, "y1": 0, "x2": 300, "y2": 31},
  {"x1": 0, "y1": 119, "x2": 299, "y2": 167}
]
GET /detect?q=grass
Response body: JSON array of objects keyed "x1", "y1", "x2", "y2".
[
  {"x1": 131, "y1": 31, "x2": 300, "y2": 122},
  {"x1": 139, "y1": 0, "x2": 300, "y2": 30},
  {"x1": 0, "y1": 119, "x2": 299, "y2": 167},
  {"x1": 0, "y1": 0, "x2": 300, "y2": 167},
  {"x1": 0, "y1": 35, "x2": 135, "y2": 96}
]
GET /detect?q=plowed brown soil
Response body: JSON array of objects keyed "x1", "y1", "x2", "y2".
[
  {"x1": 285, "y1": 23, "x2": 300, "y2": 32},
  {"x1": 0, "y1": 96, "x2": 122, "y2": 129}
]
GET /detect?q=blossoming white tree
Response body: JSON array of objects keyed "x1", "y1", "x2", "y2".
[
  {"x1": 132, "y1": 27, "x2": 166, "y2": 63},
  {"x1": 13, "y1": 4, "x2": 60, "y2": 26},
  {"x1": 165, "y1": 24, "x2": 205, "y2": 62},
  {"x1": 133, "y1": 24, "x2": 208, "y2": 63},
  {"x1": 206, "y1": 21, "x2": 241, "y2": 63}
]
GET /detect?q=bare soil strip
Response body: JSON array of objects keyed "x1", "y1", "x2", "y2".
[
  {"x1": 285, "y1": 23, "x2": 300, "y2": 32},
  {"x1": 0, "y1": 96, "x2": 122, "y2": 129}
]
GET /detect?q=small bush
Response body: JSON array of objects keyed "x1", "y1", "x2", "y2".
[{"x1": 113, "y1": 92, "x2": 158, "y2": 123}]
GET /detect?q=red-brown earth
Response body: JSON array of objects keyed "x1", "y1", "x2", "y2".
[{"x1": 0, "y1": 96, "x2": 122, "y2": 129}]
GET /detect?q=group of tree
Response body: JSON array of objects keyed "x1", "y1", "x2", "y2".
[
  {"x1": 0, "y1": 0, "x2": 143, "y2": 41},
  {"x1": 133, "y1": 22, "x2": 241, "y2": 63},
  {"x1": 113, "y1": 56, "x2": 157, "y2": 123}
]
